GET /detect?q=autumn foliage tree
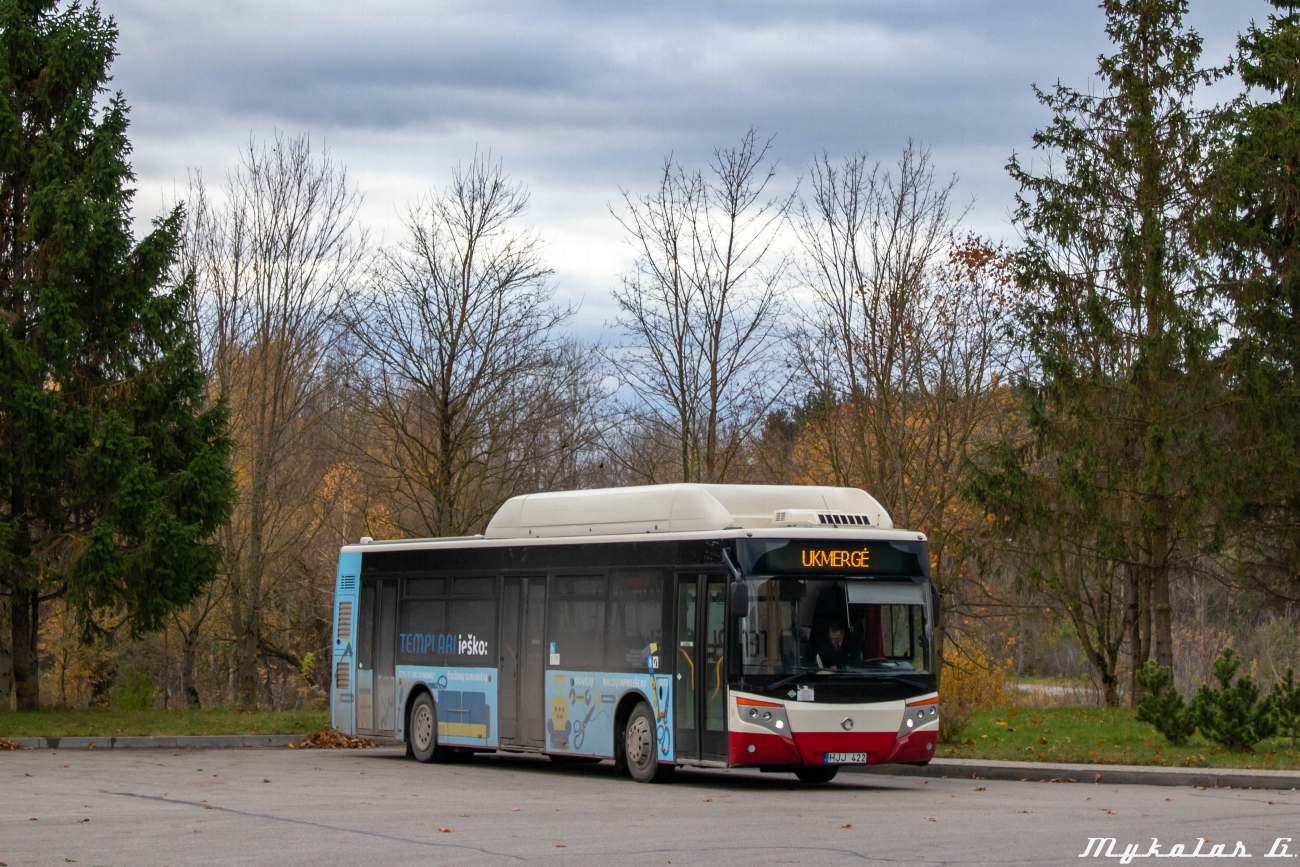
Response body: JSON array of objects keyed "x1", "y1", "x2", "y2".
[
  {"x1": 185, "y1": 133, "x2": 364, "y2": 708},
  {"x1": 791, "y1": 145, "x2": 1015, "y2": 638}
]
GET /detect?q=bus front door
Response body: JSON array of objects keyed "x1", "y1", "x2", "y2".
[
  {"x1": 673, "y1": 574, "x2": 728, "y2": 763},
  {"x1": 356, "y1": 577, "x2": 398, "y2": 736},
  {"x1": 499, "y1": 575, "x2": 547, "y2": 749}
]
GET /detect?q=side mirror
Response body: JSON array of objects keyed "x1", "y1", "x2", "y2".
[{"x1": 728, "y1": 581, "x2": 750, "y2": 615}]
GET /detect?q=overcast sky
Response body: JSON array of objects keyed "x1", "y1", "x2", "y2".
[{"x1": 111, "y1": 0, "x2": 1256, "y2": 335}]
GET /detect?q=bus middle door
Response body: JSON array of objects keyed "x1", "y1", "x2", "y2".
[{"x1": 673, "y1": 573, "x2": 728, "y2": 763}]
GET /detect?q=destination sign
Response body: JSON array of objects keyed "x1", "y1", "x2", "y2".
[
  {"x1": 800, "y1": 547, "x2": 871, "y2": 569},
  {"x1": 740, "y1": 539, "x2": 927, "y2": 576}
]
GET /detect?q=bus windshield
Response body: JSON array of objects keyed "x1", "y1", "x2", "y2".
[{"x1": 738, "y1": 577, "x2": 931, "y2": 676}]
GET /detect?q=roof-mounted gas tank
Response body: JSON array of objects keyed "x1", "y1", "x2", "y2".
[{"x1": 483, "y1": 483, "x2": 893, "y2": 539}]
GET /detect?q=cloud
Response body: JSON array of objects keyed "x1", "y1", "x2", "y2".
[{"x1": 109, "y1": 0, "x2": 1260, "y2": 332}]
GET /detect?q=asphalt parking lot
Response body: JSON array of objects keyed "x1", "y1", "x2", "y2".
[{"x1": 2, "y1": 747, "x2": 1297, "y2": 866}]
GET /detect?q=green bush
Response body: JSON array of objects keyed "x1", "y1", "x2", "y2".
[
  {"x1": 1269, "y1": 667, "x2": 1300, "y2": 750},
  {"x1": 109, "y1": 665, "x2": 156, "y2": 711},
  {"x1": 1135, "y1": 660, "x2": 1195, "y2": 746},
  {"x1": 1189, "y1": 649, "x2": 1276, "y2": 751}
]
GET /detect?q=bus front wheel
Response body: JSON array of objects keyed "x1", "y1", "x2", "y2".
[
  {"x1": 795, "y1": 766, "x2": 839, "y2": 784},
  {"x1": 409, "y1": 692, "x2": 458, "y2": 764},
  {"x1": 624, "y1": 702, "x2": 673, "y2": 783}
]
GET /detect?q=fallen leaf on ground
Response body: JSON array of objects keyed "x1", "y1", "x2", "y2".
[
  {"x1": 975, "y1": 787, "x2": 986, "y2": 792},
  {"x1": 841, "y1": 824, "x2": 852, "y2": 829},
  {"x1": 1102, "y1": 808, "x2": 1118, "y2": 815},
  {"x1": 290, "y1": 728, "x2": 378, "y2": 749},
  {"x1": 926, "y1": 816, "x2": 937, "y2": 822},
  {"x1": 0, "y1": 738, "x2": 28, "y2": 751},
  {"x1": 437, "y1": 828, "x2": 452, "y2": 833}
]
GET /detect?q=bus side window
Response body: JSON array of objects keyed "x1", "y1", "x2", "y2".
[
  {"x1": 607, "y1": 570, "x2": 663, "y2": 670},
  {"x1": 551, "y1": 575, "x2": 606, "y2": 670}
]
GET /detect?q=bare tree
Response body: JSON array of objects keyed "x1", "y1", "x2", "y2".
[
  {"x1": 345, "y1": 155, "x2": 604, "y2": 538},
  {"x1": 185, "y1": 133, "x2": 366, "y2": 707},
  {"x1": 608, "y1": 129, "x2": 792, "y2": 483},
  {"x1": 791, "y1": 144, "x2": 1015, "y2": 642}
]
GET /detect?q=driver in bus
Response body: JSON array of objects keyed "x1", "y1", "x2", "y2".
[{"x1": 813, "y1": 618, "x2": 862, "y2": 669}]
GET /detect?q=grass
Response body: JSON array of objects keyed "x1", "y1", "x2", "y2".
[
  {"x1": 0, "y1": 707, "x2": 328, "y2": 738},
  {"x1": 942, "y1": 706, "x2": 1300, "y2": 770}
]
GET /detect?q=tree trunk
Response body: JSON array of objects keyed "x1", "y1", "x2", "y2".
[
  {"x1": 0, "y1": 593, "x2": 12, "y2": 710},
  {"x1": 1126, "y1": 566, "x2": 1141, "y2": 706},
  {"x1": 235, "y1": 610, "x2": 261, "y2": 709},
  {"x1": 1151, "y1": 501, "x2": 1173, "y2": 669},
  {"x1": 12, "y1": 588, "x2": 39, "y2": 711},
  {"x1": 88, "y1": 631, "x2": 116, "y2": 707},
  {"x1": 1101, "y1": 670, "x2": 1119, "y2": 707},
  {"x1": 179, "y1": 624, "x2": 203, "y2": 709}
]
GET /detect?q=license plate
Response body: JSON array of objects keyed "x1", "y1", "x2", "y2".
[{"x1": 824, "y1": 752, "x2": 867, "y2": 764}]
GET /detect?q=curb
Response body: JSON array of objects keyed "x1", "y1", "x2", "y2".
[
  {"x1": 4, "y1": 734, "x2": 306, "y2": 750},
  {"x1": 5, "y1": 738, "x2": 1298, "y2": 790},
  {"x1": 849, "y1": 757, "x2": 1300, "y2": 790}
]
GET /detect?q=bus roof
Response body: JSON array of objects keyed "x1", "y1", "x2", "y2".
[
  {"x1": 343, "y1": 484, "x2": 914, "y2": 550},
  {"x1": 485, "y1": 484, "x2": 891, "y2": 539},
  {"x1": 341, "y1": 525, "x2": 925, "y2": 554}
]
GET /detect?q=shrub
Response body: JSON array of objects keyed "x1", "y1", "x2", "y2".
[
  {"x1": 1269, "y1": 667, "x2": 1300, "y2": 750},
  {"x1": 1135, "y1": 660, "x2": 1194, "y2": 746},
  {"x1": 1189, "y1": 648, "x2": 1276, "y2": 751},
  {"x1": 109, "y1": 665, "x2": 156, "y2": 711},
  {"x1": 938, "y1": 641, "x2": 1011, "y2": 743}
]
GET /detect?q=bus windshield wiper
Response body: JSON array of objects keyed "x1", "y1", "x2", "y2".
[
  {"x1": 766, "y1": 667, "x2": 822, "y2": 692},
  {"x1": 865, "y1": 671, "x2": 932, "y2": 689}
]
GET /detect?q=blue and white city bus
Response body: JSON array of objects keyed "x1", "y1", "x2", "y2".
[{"x1": 330, "y1": 484, "x2": 939, "y2": 783}]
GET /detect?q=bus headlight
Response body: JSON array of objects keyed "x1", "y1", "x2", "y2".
[{"x1": 736, "y1": 697, "x2": 791, "y2": 738}]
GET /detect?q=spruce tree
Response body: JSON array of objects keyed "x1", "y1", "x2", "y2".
[
  {"x1": 1189, "y1": 648, "x2": 1276, "y2": 751},
  {"x1": 0, "y1": 0, "x2": 234, "y2": 710},
  {"x1": 1207, "y1": 2, "x2": 1300, "y2": 592},
  {"x1": 1269, "y1": 667, "x2": 1300, "y2": 751},
  {"x1": 967, "y1": 0, "x2": 1218, "y2": 701},
  {"x1": 1135, "y1": 660, "x2": 1195, "y2": 745}
]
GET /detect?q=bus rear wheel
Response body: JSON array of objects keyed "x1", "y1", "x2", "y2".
[
  {"x1": 795, "y1": 766, "x2": 839, "y2": 784},
  {"x1": 409, "y1": 693, "x2": 438, "y2": 763},
  {"x1": 623, "y1": 701, "x2": 673, "y2": 783}
]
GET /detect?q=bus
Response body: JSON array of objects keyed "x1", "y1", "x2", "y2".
[{"x1": 329, "y1": 484, "x2": 939, "y2": 783}]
